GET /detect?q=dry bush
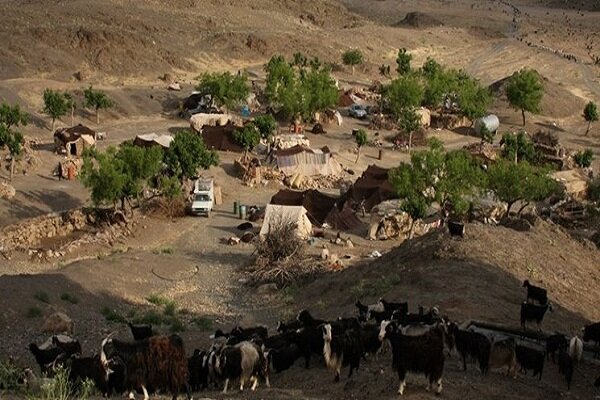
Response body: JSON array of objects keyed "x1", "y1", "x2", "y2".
[
  {"x1": 248, "y1": 218, "x2": 323, "y2": 287},
  {"x1": 255, "y1": 217, "x2": 306, "y2": 263}
]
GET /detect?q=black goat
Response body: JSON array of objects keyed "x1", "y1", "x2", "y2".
[
  {"x1": 28, "y1": 343, "x2": 66, "y2": 374},
  {"x1": 515, "y1": 344, "x2": 545, "y2": 380},
  {"x1": 297, "y1": 310, "x2": 326, "y2": 327},
  {"x1": 51, "y1": 336, "x2": 81, "y2": 357},
  {"x1": 522, "y1": 280, "x2": 548, "y2": 305},
  {"x1": 378, "y1": 298, "x2": 409, "y2": 317},
  {"x1": 276, "y1": 319, "x2": 304, "y2": 333},
  {"x1": 188, "y1": 349, "x2": 208, "y2": 391},
  {"x1": 447, "y1": 323, "x2": 490, "y2": 374},
  {"x1": 558, "y1": 348, "x2": 574, "y2": 390},
  {"x1": 582, "y1": 322, "x2": 600, "y2": 358},
  {"x1": 127, "y1": 322, "x2": 154, "y2": 341},
  {"x1": 322, "y1": 324, "x2": 362, "y2": 382},
  {"x1": 379, "y1": 320, "x2": 445, "y2": 395},
  {"x1": 546, "y1": 333, "x2": 568, "y2": 363},
  {"x1": 520, "y1": 302, "x2": 552, "y2": 330}
]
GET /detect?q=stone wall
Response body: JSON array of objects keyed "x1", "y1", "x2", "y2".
[{"x1": 0, "y1": 209, "x2": 90, "y2": 251}]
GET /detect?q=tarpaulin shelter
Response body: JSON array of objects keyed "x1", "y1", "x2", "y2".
[
  {"x1": 270, "y1": 189, "x2": 362, "y2": 230},
  {"x1": 259, "y1": 204, "x2": 313, "y2": 239},
  {"x1": 340, "y1": 164, "x2": 397, "y2": 211},
  {"x1": 276, "y1": 145, "x2": 342, "y2": 176},
  {"x1": 201, "y1": 123, "x2": 244, "y2": 153},
  {"x1": 133, "y1": 133, "x2": 174, "y2": 149}
]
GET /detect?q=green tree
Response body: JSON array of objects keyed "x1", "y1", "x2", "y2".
[
  {"x1": 456, "y1": 76, "x2": 492, "y2": 123},
  {"x1": 383, "y1": 74, "x2": 424, "y2": 119},
  {"x1": 115, "y1": 143, "x2": 163, "y2": 207},
  {"x1": 396, "y1": 48, "x2": 412, "y2": 75},
  {"x1": 354, "y1": 129, "x2": 368, "y2": 163},
  {"x1": 159, "y1": 175, "x2": 184, "y2": 218},
  {"x1": 422, "y1": 69, "x2": 455, "y2": 110},
  {"x1": 297, "y1": 65, "x2": 339, "y2": 120},
  {"x1": 83, "y1": 86, "x2": 114, "y2": 124},
  {"x1": 43, "y1": 89, "x2": 69, "y2": 132},
  {"x1": 478, "y1": 123, "x2": 495, "y2": 151},
  {"x1": 80, "y1": 148, "x2": 126, "y2": 208},
  {"x1": 390, "y1": 140, "x2": 484, "y2": 233},
  {"x1": 500, "y1": 131, "x2": 538, "y2": 164},
  {"x1": 421, "y1": 57, "x2": 442, "y2": 79},
  {"x1": 164, "y1": 129, "x2": 219, "y2": 181},
  {"x1": 264, "y1": 55, "x2": 301, "y2": 117},
  {"x1": 253, "y1": 114, "x2": 278, "y2": 140},
  {"x1": 0, "y1": 103, "x2": 28, "y2": 181},
  {"x1": 63, "y1": 92, "x2": 76, "y2": 127},
  {"x1": 573, "y1": 149, "x2": 594, "y2": 168},
  {"x1": 506, "y1": 69, "x2": 543, "y2": 126},
  {"x1": 80, "y1": 144, "x2": 163, "y2": 210},
  {"x1": 583, "y1": 101, "x2": 598, "y2": 136},
  {"x1": 342, "y1": 49, "x2": 364, "y2": 75},
  {"x1": 195, "y1": 72, "x2": 250, "y2": 111},
  {"x1": 487, "y1": 160, "x2": 559, "y2": 216},
  {"x1": 234, "y1": 124, "x2": 260, "y2": 160},
  {"x1": 398, "y1": 107, "x2": 422, "y2": 153}
]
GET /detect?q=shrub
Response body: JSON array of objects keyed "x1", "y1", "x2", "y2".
[
  {"x1": 0, "y1": 358, "x2": 24, "y2": 391},
  {"x1": 34, "y1": 291, "x2": 50, "y2": 304},
  {"x1": 573, "y1": 149, "x2": 594, "y2": 168},
  {"x1": 26, "y1": 306, "x2": 43, "y2": 318},
  {"x1": 168, "y1": 318, "x2": 185, "y2": 333},
  {"x1": 192, "y1": 317, "x2": 213, "y2": 331},
  {"x1": 26, "y1": 365, "x2": 96, "y2": 400},
  {"x1": 100, "y1": 307, "x2": 126, "y2": 324},
  {"x1": 60, "y1": 293, "x2": 79, "y2": 304}
]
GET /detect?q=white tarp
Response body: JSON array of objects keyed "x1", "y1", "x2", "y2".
[
  {"x1": 190, "y1": 113, "x2": 238, "y2": 132},
  {"x1": 259, "y1": 204, "x2": 313, "y2": 239}
]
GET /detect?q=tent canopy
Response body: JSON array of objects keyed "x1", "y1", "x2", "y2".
[
  {"x1": 341, "y1": 164, "x2": 397, "y2": 211},
  {"x1": 276, "y1": 145, "x2": 342, "y2": 176},
  {"x1": 133, "y1": 133, "x2": 174, "y2": 149},
  {"x1": 259, "y1": 204, "x2": 313, "y2": 239}
]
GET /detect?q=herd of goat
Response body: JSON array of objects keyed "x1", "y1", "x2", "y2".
[{"x1": 22, "y1": 280, "x2": 600, "y2": 399}]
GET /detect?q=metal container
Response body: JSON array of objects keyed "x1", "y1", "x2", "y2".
[
  {"x1": 239, "y1": 205, "x2": 247, "y2": 220},
  {"x1": 474, "y1": 115, "x2": 500, "y2": 135},
  {"x1": 233, "y1": 201, "x2": 239, "y2": 215}
]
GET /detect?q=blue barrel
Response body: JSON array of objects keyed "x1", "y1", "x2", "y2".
[{"x1": 239, "y1": 205, "x2": 247, "y2": 220}]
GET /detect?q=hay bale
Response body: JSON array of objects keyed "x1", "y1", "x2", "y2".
[{"x1": 41, "y1": 312, "x2": 73, "y2": 335}]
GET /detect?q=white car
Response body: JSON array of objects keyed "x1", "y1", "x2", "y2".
[
  {"x1": 348, "y1": 104, "x2": 367, "y2": 119},
  {"x1": 191, "y1": 179, "x2": 214, "y2": 217}
]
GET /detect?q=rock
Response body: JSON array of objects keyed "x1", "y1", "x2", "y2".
[
  {"x1": 257, "y1": 283, "x2": 278, "y2": 295},
  {"x1": 168, "y1": 82, "x2": 181, "y2": 91},
  {"x1": 0, "y1": 182, "x2": 16, "y2": 200},
  {"x1": 346, "y1": 239, "x2": 354, "y2": 248},
  {"x1": 42, "y1": 312, "x2": 74, "y2": 335}
]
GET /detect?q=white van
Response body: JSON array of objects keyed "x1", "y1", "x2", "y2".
[{"x1": 191, "y1": 178, "x2": 214, "y2": 217}]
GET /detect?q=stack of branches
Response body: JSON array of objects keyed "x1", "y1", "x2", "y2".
[{"x1": 247, "y1": 219, "x2": 324, "y2": 287}]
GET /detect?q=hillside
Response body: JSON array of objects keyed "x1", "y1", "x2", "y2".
[
  {"x1": 0, "y1": 0, "x2": 362, "y2": 81},
  {"x1": 298, "y1": 219, "x2": 600, "y2": 333}
]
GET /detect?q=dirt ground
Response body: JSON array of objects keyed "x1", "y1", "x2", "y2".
[{"x1": 1, "y1": 1, "x2": 600, "y2": 399}]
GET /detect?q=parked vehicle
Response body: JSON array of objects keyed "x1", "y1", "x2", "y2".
[
  {"x1": 191, "y1": 178, "x2": 214, "y2": 217},
  {"x1": 348, "y1": 104, "x2": 367, "y2": 119}
]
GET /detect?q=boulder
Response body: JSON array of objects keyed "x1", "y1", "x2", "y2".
[
  {"x1": 42, "y1": 312, "x2": 74, "y2": 335},
  {"x1": 0, "y1": 182, "x2": 16, "y2": 200}
]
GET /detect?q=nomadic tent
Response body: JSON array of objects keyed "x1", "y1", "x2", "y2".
[
  {"x1": 53, "y1": 125, "x2": 96, "y2": 157},
  {"x1": 276, "y1": 145, "x2": 342, "y2": 176},
  {"x1": 201, "y1": 123, "x2": 243, "y2": 153},
  {"x1": 340, "y1": 164, "x2": 397, "y2": 211},
  {"x1": 270, "y1": 189, "x2": 362, "y2": 230},
  {"x1": 259, "y1": 204, "x2": 313, "y2": 239},
  {"x1": 133, "y1": 133, "x2": 173, "y2": 149}
]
